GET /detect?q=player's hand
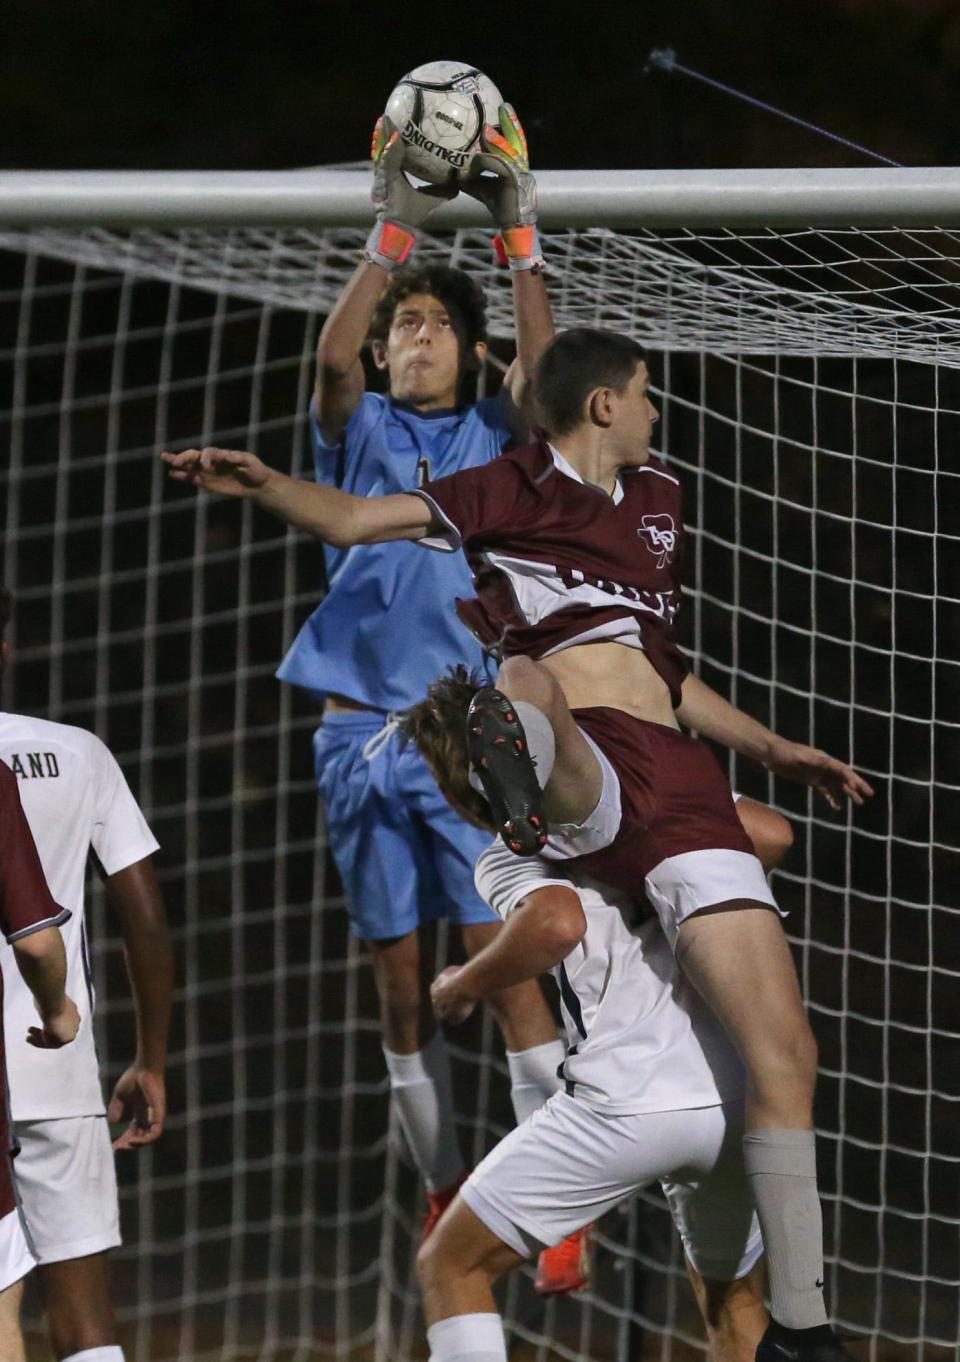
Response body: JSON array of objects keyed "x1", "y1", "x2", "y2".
[
  {"x1": 765, "y1": 738, "x2": 875, "y2": 812},
  {"x1": 162, "y1": 446, "x2": 273, "y2": 497},
  {"x1": 108, "y1": 1065, "x2": 167, "y2": 1150},
  {"x1": 461, "y1": 104, "x2": 537, "y2": 229},
  {"x1": 430, "y1": 966, "x2": 478, "y2": 1026},
  {"x1": 27, "y1": 995, "x2": 81, "y2": 1049},
  {"x1": 370, "y1": 114, "x2": 458, "y2": 231}
]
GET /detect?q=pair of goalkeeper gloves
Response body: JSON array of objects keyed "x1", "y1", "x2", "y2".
[{"x1": 365, "y1": 105, "x2": 543, "y2": 274}]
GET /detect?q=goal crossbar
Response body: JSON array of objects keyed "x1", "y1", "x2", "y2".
[{"x1": 4, "y1": 166, "x2": 960, "y2": 227}]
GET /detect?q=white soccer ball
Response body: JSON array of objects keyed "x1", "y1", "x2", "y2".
[{"x1": 384, "y1": 60, "x2": 504, "y2": 185}]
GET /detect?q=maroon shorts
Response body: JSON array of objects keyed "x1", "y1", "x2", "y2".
[{"x1": 564, "y1": 707, "x2": 756, "y2": 893}]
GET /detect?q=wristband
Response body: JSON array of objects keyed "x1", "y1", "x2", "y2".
[
  {"x1": 493, "y1": 225, "x2": 545, "y2": 273},
  {"x1": 364, "y1": 220, "x2": 417, "y2": 271}
]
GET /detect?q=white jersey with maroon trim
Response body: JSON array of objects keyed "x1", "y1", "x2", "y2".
[
  {"x1": 0, "y1": 714, "x2": 159, "y2": 1120},
  {"x1": 474, "y1": 841, "x2": 745, "y2": 1116},
  {"x1": 414, "y1": 442, "x2": 689, "y2": 703}
]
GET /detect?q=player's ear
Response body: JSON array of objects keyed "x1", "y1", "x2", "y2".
[
  {"x1": 463, "y1": 340, "x2": 487, "y2": 373},
  {"x1": 587, "y1": 386, "x2": 615, "y2": 428},
  {"x1": 370, "y1": 339, "x2": 389, "y2": 371}
]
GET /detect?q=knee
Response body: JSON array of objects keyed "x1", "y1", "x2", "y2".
[
  {"x1": 48, "y1": 1313, "x2": 117, "y2": 1356},
  {"x1": 754, "y1": 1018, "x2": 819, "y2": 1100},
  {"x1": 496, "y1": 656, "x2": 557, "y2": 710},
  {"x1": 416, "y1": 1228, "x2": 452, "y2": 1295},
  {"x1": 756, "y1": 811, "x2": 794, "y2": 874},
  {"x1": 378, "y1": 983, "x2": 426, "y2": 1053}
]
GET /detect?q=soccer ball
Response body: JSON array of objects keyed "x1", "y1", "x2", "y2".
[{"x1": 384, "y1": 61, "x2": 504, "y2": 185}]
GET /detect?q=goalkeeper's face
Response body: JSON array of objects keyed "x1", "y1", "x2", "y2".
[{"x1": 375, "y1": 293, "x2": 484, "y2": 409}]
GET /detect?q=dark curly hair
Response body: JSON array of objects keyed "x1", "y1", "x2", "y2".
[
  {"x1": 399, "y1": 665, "x2": 494, "y2": 832},
  {"x1": 369, "y1": 265, "x2": 488, "y2": 349}
]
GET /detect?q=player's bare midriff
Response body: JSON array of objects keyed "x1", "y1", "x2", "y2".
[
  {"x1": 541, "y1": 641, "x2": 679, "y2": 729},
  {"x1": 325, "y1": 693, "x2": 375, "y2": 715}
]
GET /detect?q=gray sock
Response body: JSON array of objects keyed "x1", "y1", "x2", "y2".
[
  {"x1": 743, "y1": 1128, "x2": 829, "y2": 1328},
  {"x1": 512, "y1": 701, "x2": 556, "y2": 788}
]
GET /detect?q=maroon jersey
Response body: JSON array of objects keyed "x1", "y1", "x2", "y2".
[
  {"x1": 0, "y1": 761, "x2": 69, "y2": 1215},
  {"x1": 415, "y1": 440, "x2": 689, "y2": 703}
]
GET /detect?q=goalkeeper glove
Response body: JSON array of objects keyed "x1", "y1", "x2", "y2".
[
  {"x1": 365, "y1": 115, "x2": 457, "y2": 271},
  {"x1": 461, "y1": 105, "x2": 543, "y2": 272}
]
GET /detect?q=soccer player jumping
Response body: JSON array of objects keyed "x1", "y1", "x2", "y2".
[
  {"x1": 270, "y1": 109, "x2": 575, "y2": 1263},
  {"x1": 164, "y1": 325, "x2": 873, "y2": 1358}
]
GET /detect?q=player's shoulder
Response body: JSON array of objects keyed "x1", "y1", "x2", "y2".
[
  {"x1": 0, "y1": 712, "x2": 112, "y2": 767},
  {"x1": 625, "y1": 455, "x2": 681, "y2": 488},
  {"x1": 310, "y1": 390, "x2": 386, "y2": 453},
  {"x1": 464, "y1": 394, "x2": 509, "y2": 433}
]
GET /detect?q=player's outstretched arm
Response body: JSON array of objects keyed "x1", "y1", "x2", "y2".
[
  {"x1": 430, "y1": 885, "x2": 585, "y2": 1025},
  {"x1": 162, "y1": 446, "x2": 434, "y2": 547},
  {"x1": 462, "y1": 104, "x2": 555, "y2": 430},
  {"x1": 14, "y1": 927, "x2": 81, "y2": 1050},
  {"x1": 104, "y1": 856, "x2": 173, "y2": 1150},
  {"x1": 316, "y1": 116, "x2": 457, "y2": 443},
  {"x1": 676, "y1": 672, "x2": 875, "y2": 811}
]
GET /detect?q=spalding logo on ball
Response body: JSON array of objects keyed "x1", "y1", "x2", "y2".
[{"x1": 384, "y1": 60, "x2": 504, "y2": 185}]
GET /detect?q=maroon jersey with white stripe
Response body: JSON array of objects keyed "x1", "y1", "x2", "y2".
[{"x1": 415, "y1": 440, "x2": 689, "y2": 703}]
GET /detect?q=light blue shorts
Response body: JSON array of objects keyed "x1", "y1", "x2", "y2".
[{"x1": 314, "y1": 712, "x2": 498, "y2": 942}]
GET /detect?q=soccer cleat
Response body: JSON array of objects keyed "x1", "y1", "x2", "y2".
[
  {"x1": 466, "y1": 688, "x2": 549, "y2": 856},
  {"x1": 756, "y1": 1320, "x2": 858, "y2": 1362},
  {"x1": 421, "y1": 1172, "x2": 468, "y2": 1243},
  {"x1": 534, "y1": 1226, "x2": 592, "y2": 1296}
]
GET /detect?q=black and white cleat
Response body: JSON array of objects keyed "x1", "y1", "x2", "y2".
[
  {"x1": 756, "y1": 1321, "x2": 860, "y2": 1362},
  {"x1": 466, "y1": 687, "x2": 549, "y2": 857}
]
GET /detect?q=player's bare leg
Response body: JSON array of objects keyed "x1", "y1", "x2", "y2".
[
  {"x1": 685, "y1": 1258, "x2": 768, "y2": 1362},
  {"x1": 417, "y1": 1196, "x2": 521, "y2": 1361},
  {"x1": 36, "y1": 1254, "x2": 119, "y2": 1360},
  {"x1": 496, "y1": 656, "x2": 602, "y2": 823},
  {"x1": 369, "y1": 927, "x2": 466, "y2": 1227},
  {"x1": 676, "y1": 906, "x2": 835, "y2": 1340},
  {"x1": 0, "y1": 1277, "x2": 26, "y2": 1362}
]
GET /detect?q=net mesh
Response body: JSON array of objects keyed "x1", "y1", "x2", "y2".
[{"x1": 0, "y1": 217, "x2": 956, "y2": 1362}]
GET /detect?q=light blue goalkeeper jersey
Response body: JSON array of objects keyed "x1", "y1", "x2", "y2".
[{"x1": 277, "y1": 391, "x2": 511, "y2": 711}]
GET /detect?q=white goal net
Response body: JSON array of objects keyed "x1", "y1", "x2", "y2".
[{"x1": 0, "y1": 175, "x2": 955, "y2": 1361}]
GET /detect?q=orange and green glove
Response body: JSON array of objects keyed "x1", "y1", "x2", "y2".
[
  {"x1": 365, "y1": 115, "x2": 457, "y2": 271},
  {"x1": 462, "y1": 104, "x2": 543, "y2": 272}
]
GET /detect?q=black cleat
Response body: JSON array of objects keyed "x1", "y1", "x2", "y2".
[
  {"x1": 757, "y1": 1321, "x2": 858, "y2": 1362},
  {"x1": 466, "y1": 687, "x2": 549, "y2": 857}
]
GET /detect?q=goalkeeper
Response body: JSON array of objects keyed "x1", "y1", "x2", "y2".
[{"x1": 272, "y1": 107, "x2": 575, "y2": 1259}]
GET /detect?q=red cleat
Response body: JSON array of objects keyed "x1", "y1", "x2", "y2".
[
  {"x1": 421, "y1": 1172, "x2": 468, "y2": 1243},
  {"x1": 534, "y1": 1225, "x2": 592, "y2": 1296}
]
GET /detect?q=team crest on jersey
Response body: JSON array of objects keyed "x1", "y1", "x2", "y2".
[{"x1": 637, "y1": 514, "x2": 677, "y2": 568}]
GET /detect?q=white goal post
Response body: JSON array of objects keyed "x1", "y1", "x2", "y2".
[{"x1": 0, "y1": 169, "x2": 955, "y2": 1362}]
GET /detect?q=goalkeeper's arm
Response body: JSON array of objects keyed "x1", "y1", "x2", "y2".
[
  {"x1": 316, "y1": 118, "x2": 458, "y2": 443},
  {"x1": 162, "y1": 446, "x2": 434, "y2": 548}
]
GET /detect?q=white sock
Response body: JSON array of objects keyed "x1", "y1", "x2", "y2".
[
  {"x1": 512, "y1": 701, "x2": 555, "y2": 788},
  {"x1": 62, "y1": 1349, "x2": 126, "y2": 1362},
  {"x1": 507, "y1": 1038, "x2": 565, "y2": 1124},
  {"x1": 383, "y1": 1031, "x2": 465, "y2": 1193},
  {"x1": 743, "y1": 1128, "x2": 829, "y2": 1329},
  {"x1": 427, "y1": 1312, "x2": 507, "y2": 1362}
]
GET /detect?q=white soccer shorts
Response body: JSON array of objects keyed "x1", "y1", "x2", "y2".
[
  {"x1": 0, "y1": 1207, "x2": 35, "y2": 1293},
  {"x1": 13, "y1": 1115, "x2": 121, "y2": 1264},
  {"x1": 461, "y1": 1091, "x2": 763, "y2": 1283}
]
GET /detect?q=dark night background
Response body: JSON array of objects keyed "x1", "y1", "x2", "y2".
[
  {"x1": 1, "y1": 0, "x2": 960, "y2": 173},
  {"x1": 1, "y1": 1, "x2": 957, "y2": 1356}
]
